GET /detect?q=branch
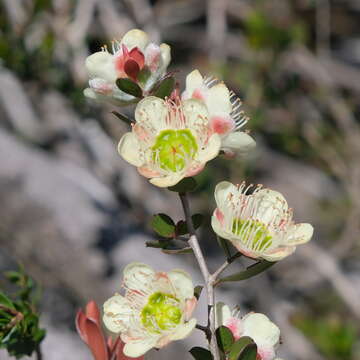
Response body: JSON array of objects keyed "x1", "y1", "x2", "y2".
[{"x1": 178, "y1": 193, "x2": 220, "y2": 360}]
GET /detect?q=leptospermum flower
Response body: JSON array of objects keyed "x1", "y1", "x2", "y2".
[
  {"x1": 103, "y1": 263, "x2": 197, "y2": 358},
  {"x1": 76, "y1": 301, "x2": 143, "y2": 360},
  {"x1": 118, "y1": 96, "x2": 221, "y2": 187},
  {"x1": 84, "y1": 29, "x2": 171, "y2": 105},
  {"x1": 182, "y1": 70, "x2": 255, "y2": 158},
  {"x1": 216, "y1": 303, "x2": 280, "y2": 360},
  {"x1": 211, "y1": 181, "x2": 313, "y2": 261}
]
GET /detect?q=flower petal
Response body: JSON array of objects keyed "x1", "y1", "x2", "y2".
[
  {"x1": 123, "y1": 262, "x2": 156, "y2": 292},
  {"x1": 182, "y1": 98, "x2": 209, "y2": 130},
  {"x1": 135, "y1": 96, "x2": 168, "y2": 132},
  {"x1": 168, "y1": 318, "x2": 196, "y2": 341},
  {"x1": 197, "y1": 133, "x2": 221, "y2": 163},
  {"x1": 214, "y1": 181, "x2": 238, "y2": 208},
  {"x1": 167, "y1": 269, "x2": 194, "y2": 300},
  {"x1": 262, "y1": 246, "x2": 295, "y2": 261},
  {"x1": 120, "y1": 29, "x2": 149, "y2": 52},
  {"x1": 103, "y1": 295, "x2": 133, "y2": 333},
  {"x1": 206, "y1": 83, "x2": 232, "y2": 114},
  {"x1": 185, "y1": 70, "x2": 204, "y2": 96},
  {"x1": 149, "y1": 173, "x2": 184, "y2": 187},
  {"x1": 221, "y1": 132, "x2": 256, "y2": 155},
  {"x1": 286, "y1": 223, "x2": 313, "y2": 245},
  {"x1": 242, "y1": 313, "x2": 280, "y2": 348},
  {"x1": 215, "y1": 302, "x2": 232, "y2": 328},
  {"x1": 211, "y1": 211, "x2": 232, "y2": 241},
  {"x1": 123, "y1": 338, "x2": 157, "y2": 358},
  {"x1": 118, "y1": 133, "x2": 143, "y2": 167},
  {"x1": 85, "y1": 52, "x2": 116, "y2": 82},
  {"x1": 160, "y1": 43, "x2": 171, "y2": 70}
]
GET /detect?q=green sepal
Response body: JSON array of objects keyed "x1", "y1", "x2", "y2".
[
  {"x1": 137, "y1": 66, "x2": 151, "y2": 86},
  {"x1": 176, "y1": 214, "x2": 204, "y2": 235},
  {"x1": 116, "y1": 78, "x2": 143, "y2": 98},
  {"x1": 229, "y1": 337, "x2": 255, "y2": 360},
  {"x1": 168, "y1": 177, "x2": 197, "y2": 193},
  {"x1": 216, "y1": 260, "x2": 276, "y2": 285},
  {"x1": 150, "y1": 213, "x2": 176, "y2": 238},
  {"x1": 190, "y1": 347, "x2": 213, "y2": 360},
  {"x1": 216, "y1": 325, "x2": 235, "y2": 354},
  {"x1": 153, "y1": 77, "x2": 176, "y2": 99}
]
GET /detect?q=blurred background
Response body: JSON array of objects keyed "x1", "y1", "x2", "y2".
[{"x1": 0, "y1": 0, "x2": 360, "y2": 359}]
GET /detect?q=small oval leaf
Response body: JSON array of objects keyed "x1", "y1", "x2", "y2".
[
  {"x1": 190, "y1": 347, "x2": 213, "y2": 360},
  {"x1": 116, "y1": 78, "x2": 143, "y2": 98},
  {"x1": 150, "y1": 213, "x2": 176, "y2": 238},
  {"x1": 154, "y1": 77, "x2": 176, "y2": 99},
  {"x1": 229, "y1": 337, "x2": 254, "y2": 360},
  {"x1": 216, "y1": 325, "x2": 235, "y2": 353},
  {"x1": 237, "y1": 343, "x2": 258, "y2": 360}
]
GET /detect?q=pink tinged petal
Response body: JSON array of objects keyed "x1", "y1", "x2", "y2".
[
  {"x1": 185, "y1": 164, "x2": 205, "y2": 177},
  {"x1": 258, "y1": 346, "x2": 276, "y2": 360},
  {"x1": 144, "y1": 43, "x2": 161, "y2": 71},
  {"x1": 215, "y1": 208, "x2": 224, "y2": 226},
  {"x1": 167, "y1": 269, "x2": 194, "y2": 300},
  {"x1": 129, "y1": 47, "x2": 145, "y2": 68},
  {"x1": 138, "y1": 166, "x2": 161, "y2": 178},
  {"x1": 184, "y1": 297, "x2": 197, "y2": 321},
  {"x1": 210, "y1": 115, "x2": 235, "y2": 135},
  {"x1": 160, "y1": 43, "x2": 171, "y2": 69},
  {"x1": 197, "y1": 133, "x2": 221, "y2": 163},
  {"x1": 124, "y1": 59, "x2": 140, "y2": 81},
  {"x1": 168, "y1": 318, "x2": 197, "y2": 341},
  {"x1": 192, "y1": 88, "x2": 206, "y2": 101},
  {"x1": 185, "y1": 70, "x2": 204, "y2": 95},
  {"x1": 123, "y1": 262, "x2": 156, "y2": 292},
  {"x1": 221, "y1": 132, "x2": 256, "y2": 155},
  {"x1": 149, "y1": 173, "x2": 184, "y2": 187},
  {"x1": 224, "y1": 317, "x2": 243, "y2": 341},
  {"x1": 89, "y1": 78, "x2": 113, "y2": 95},
  {"x1": 262, "y1": 245, "x2": 296, "y2": 261},
  {"x1": 123, "y1": 338, "x2": 157, "y2": 358},
  {"x1": 206, "y1": 83, "x2": 232, "y2": 114}
]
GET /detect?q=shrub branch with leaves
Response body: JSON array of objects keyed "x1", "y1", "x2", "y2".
[{"x1": 74, "y1": 28, "x2": 314, "y2": 360}]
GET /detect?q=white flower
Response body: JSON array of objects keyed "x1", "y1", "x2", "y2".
[
  {"x1": 216, "y1": 303, "x2": 280, "y2": 360},
  {"x1": 118, "y1": 96, "x2": 221, "y2": 187},
  {"x1": 103, "y1": 263, "x2": 197, "y2": 358},
  {"x1": 84, "y1": 29, "x2": 171, "y2": 105},
  {"x1": 182, "y1": 70, "x2": 255, "y2": 158},
  {"x1": 211, "y1": 181, "x2": 313, "y2": 261}
]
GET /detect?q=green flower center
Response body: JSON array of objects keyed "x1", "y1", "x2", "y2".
[
  {"x1": 152, "y1": 129, "x2": 198, "y2": 172},
  {"x1": 232, "y1": 219, "x2": 273, "y2": 251},
  {"x1": 141, "y1": 292, "x2": 182, "y2": 333}
]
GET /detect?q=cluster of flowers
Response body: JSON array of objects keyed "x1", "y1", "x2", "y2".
[{"x1": 79, "y1": 29, "x2": 313, "y2": 360}]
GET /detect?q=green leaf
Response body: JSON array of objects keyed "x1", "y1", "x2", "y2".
[
  {"x1": 111, "y1": 111, "x2": 134, "y2": 125},
  {"x1": 237, "y1": 343, "x2": 258, "y2": 360},
  {"x1": 229, "y1": 337, "x2": 254, "y2": 360},
  {"x1": 153, "y1": 77, "x2": 176, "y2": 99},
  {"x1": 176, "y1": 214, "x2": 204, "y2": 235},
  {"x1": 168, "y1": 177, "x2": 197, "y2": 193},
  {"x1": 194, "y1": 285, "x2": 203, "y2": 300},
  {"x1": 216, "y1": 326, "x2": 235, "y2": 353},
  {"x1": 116, "y1": 78, "x2": 143, "y2": 98},
  {"x1": 150, "y1": 214, "x2": 176, "y2": 238},
  {"x1": 189, "y1": 347, "x2": 213, "y2": 360},
  {"x1": 0, "y1": 292, "x2": 15, "y2": 309},
  {"x1": 216, "y1": 261, "x2": 276, "y2": 285}
]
